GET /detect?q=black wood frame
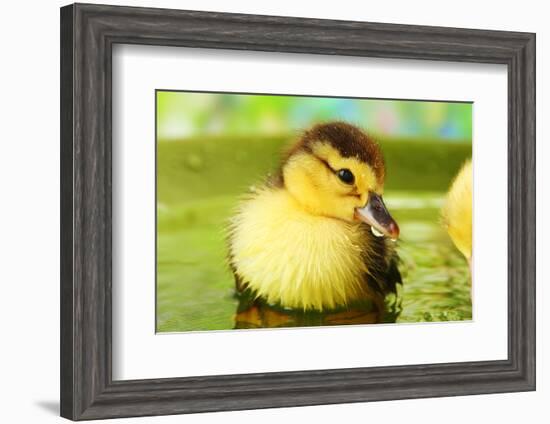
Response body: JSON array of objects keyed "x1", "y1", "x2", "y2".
[{"x1": 60, "y1": 3, "x2": 536, "y2": 420}]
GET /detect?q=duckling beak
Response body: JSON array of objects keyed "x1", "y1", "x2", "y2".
[{"x1": 354, "y1": 192, "x2": 400, "y2": 240}]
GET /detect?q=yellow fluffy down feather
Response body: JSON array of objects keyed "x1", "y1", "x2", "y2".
[
  {"x1": 442, "y1": 160, "x2": 472, "y2": 261},
  {"x1": 228, "y1": 188, "x2": 375, "y2": 311}
]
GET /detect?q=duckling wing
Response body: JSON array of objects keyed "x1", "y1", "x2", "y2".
[
  {"x1": 361, "y1": 234, "x2": 402, "y2": 294},
  {"x1": 361, "y1": 236, "x2": 403, "y2": 322},
  {"x1": 384, "y1": 253, "x2": 402, "y2": 294}
]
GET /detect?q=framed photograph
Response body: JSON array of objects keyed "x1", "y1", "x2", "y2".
[{"x1": 60, "y1": 3, "x2": 536, "y2": 420}]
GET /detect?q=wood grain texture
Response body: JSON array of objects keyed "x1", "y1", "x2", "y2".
[
  {"x1": 60, "y1": 4, "x2": 74, "y2": 419},
  {"x1": 60, "y1": 3, "x2": 536, "y2": 420}
]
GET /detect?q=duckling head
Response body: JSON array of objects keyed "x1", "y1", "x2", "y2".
[{"x1": 282, "y1": 122, "x2": 399, "y2": 239}]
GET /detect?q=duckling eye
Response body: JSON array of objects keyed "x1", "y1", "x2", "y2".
[{"x1": 337, "y1": 169, "x2": 355, "y2": 185}]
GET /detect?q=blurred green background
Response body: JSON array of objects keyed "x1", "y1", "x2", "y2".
[{"x1": 156, "y1": 91, "x2": 472, "y2": 332}]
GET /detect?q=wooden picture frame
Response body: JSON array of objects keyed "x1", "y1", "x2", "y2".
[{"x1": 60, "y1": 3, "x2": 536, "y2": 420}]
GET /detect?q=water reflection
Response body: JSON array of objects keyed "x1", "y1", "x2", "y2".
[{"x1": 233, "y1": 289, "x2": 402, "y2": 329}]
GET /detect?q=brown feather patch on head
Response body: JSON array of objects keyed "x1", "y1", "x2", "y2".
[{"x1": 286, "y1": 121, "x2": 386, "y2": 184}]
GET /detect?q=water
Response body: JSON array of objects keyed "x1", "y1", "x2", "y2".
[{"x1": 156, "y1": 191, "x2": 472, "y2": 332}]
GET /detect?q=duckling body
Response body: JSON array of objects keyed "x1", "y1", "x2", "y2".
[
  {"x1": 228, "y1": 122, "x2": 402, "y2": 317},
  {"x1": 230, "y1": 187, "x2": 398, "y2": 311}
]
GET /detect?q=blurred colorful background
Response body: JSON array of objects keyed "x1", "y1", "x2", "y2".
[
  {"x1": 156, "y1": 91, "x2": 472, "y2": 332},
  {"x1": 157, "y1": 91, "x2": 472, "y2": 142}
]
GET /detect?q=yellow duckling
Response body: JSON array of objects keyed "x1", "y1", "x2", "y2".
[
  {"x1": 227, "y1": 122, "x2": 401, "y2": 320},
  {"x1": 442, "y1": 160, "x2": 472, "y2": 264}
]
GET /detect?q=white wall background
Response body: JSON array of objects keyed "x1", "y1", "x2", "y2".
[{"x1": 0, "y1": 0, "x2": 545, "y2": 423}]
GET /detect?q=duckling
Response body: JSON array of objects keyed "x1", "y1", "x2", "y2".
[
  {"x1": 442, "y1": 160, "x2": 472, "y2": 264},
  {"x1": 227, "y1": 122, "x2": 402, "y2": 322}
]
